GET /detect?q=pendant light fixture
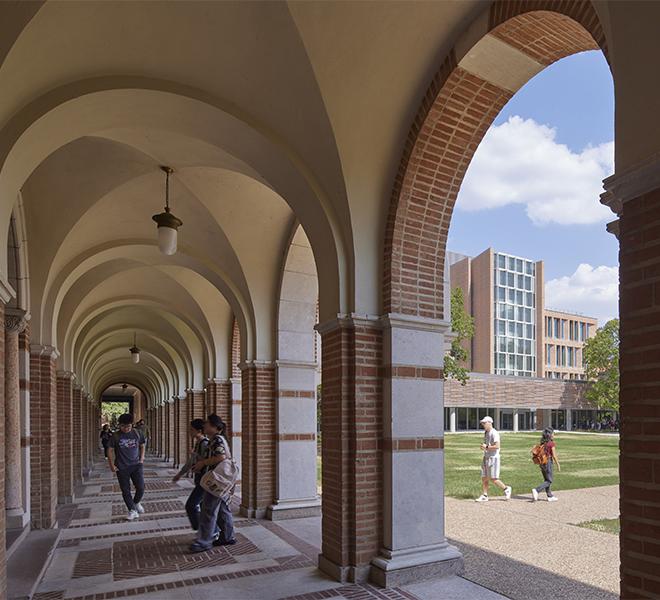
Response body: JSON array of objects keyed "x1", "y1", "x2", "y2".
[
  {"x1": 129, "y1": 333, "x2": 141, "y2": 364},
  {"x1": 152, "y1": 166, "x2": 183, "y2": 256}
]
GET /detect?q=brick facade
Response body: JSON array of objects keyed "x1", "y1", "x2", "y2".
[
  {"x1": 0, "y1": 304, "x2": 5, "y2": 598},
  {"x1": 206, "y1": 379, "x2": 232, "y2": 435},
  {"x1": 317, "y1": 317, "x2": 383, "y2": 582},
  {"x1": 240, "y1": 362, "x2": 275, "y2": 518},
  {"x1": 29, "y1": 345, "x2": 58, "y2": 529},
  {"x1": 175, "y1": 396, "x2": 187, "y2": 468},
  {"x1": 73, "y1": 385, "x2": 84, "y2": 484}
]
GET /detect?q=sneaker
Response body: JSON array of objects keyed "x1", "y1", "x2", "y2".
[
  {"x1": 190, "y1": 542, "x2": 211, "y2": 553},
  {"x1": 212, "y1": 532, "x2": 220, "y2": 542},
  {"x1": 135, "y1": 503, "x2": 145, "y2": 514},
  {"x1": 531, "y1": 489, "x2": 539, "y2": 502},
  {"x1": 547, "y1": 496, "x2": 558, "y2": 502},
  {"x1": 126, "y1": 510, "x2": 139, "y2": 521},
  {"x1": 504, "y1": 486, "x2": 512, "y2": 500},
  {"x1": 475, "y1": 494, "x2": 489, "y2": 502},
  {"x1": 213, "y1": 538, "x2": 237, "y2": 547}
]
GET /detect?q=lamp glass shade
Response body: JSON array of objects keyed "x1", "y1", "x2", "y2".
[
  {"x1": 131, "y1": 350, "x2": 140, "y2": 364},
  {"x1": 157, "y1": 225, "x2": 177, "y2": 255}
]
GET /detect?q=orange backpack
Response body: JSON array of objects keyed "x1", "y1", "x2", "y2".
[{"x1": 531, "y1": 443, "x2": 548, "y2": 465}]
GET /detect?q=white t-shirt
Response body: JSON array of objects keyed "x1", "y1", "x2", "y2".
[{"x1": 483, "y1": 428, "x2": 500, "y2": 457}]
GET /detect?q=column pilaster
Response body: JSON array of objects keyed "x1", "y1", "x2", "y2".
[
  {"x1": 5, "y1": 309, "x2": 28, "y2": 527},
  {"x1": 268, "y1": 359, "x2": 320, "y2": 520},
  {"x1": 73, "y1": 384, "x2": 84, "y2": 484},
  {"x1": 230, "y1": 376, "x2": 242, "y2": 475}
]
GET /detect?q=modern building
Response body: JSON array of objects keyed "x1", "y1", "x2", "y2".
[{"x1": 447, "y1": 248, "x2": 603, "y2": 431}]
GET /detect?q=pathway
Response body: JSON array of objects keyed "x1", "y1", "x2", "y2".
[{"x1": 24, "y1": 457, "x2": 504, "y2": 600}]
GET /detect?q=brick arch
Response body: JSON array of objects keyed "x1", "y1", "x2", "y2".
[{"x1": 384, "y1": 0, "x2": 607, "y2": 320}]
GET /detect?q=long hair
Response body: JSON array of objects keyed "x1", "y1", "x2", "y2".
[{"x1": 540, "y1": 427, "x2": 554, "y2": 445}]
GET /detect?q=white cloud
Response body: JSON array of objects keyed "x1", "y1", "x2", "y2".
[
  {"x1": 457, "y1": 116, "x2": 614, "y2": 226},
  {"x1": 544, "y1": 264, "x2": 618, "y2": 326}
]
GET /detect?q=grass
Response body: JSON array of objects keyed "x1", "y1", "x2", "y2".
[
  {"x1": 576, "y1": 518, "x2": 620, "y2": 535},
  {"x1": 444, "y1": 432, "x2": 619, "y2": 499}
]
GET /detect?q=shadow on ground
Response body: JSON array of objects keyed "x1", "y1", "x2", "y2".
[{"x1": 450, "y1": 539, "x2": 617, "y2": 600}]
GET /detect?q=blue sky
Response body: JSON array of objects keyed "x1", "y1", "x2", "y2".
[{"x1": 448, "y1": 51, "x2": 617, "y2": 324}]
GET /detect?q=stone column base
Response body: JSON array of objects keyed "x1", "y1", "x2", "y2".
[
  {"x1": 267, "y1": 497, "x2": 321, "y2": 521},
  {"x1": 6, "y1": 507, "x2": 30, "y2": 530},
  {"x1": 370, "y1": 542, "x2": 463, "y2": 588},
  {"x1": 239, "y1": 506, "x2": 268, "y2": 519},
  {"x1": 318, "y1": 554, "x2": 371, "y2": 584}
]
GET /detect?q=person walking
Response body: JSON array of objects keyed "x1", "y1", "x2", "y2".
[
  {"x1": 475, "y1": 416, "x2": 512, "y2": 502},
  {"x1": 172, "y1": 419, "x2": 209, "y2": 530},
  {"x1": 531, "y1": 427, "x2": 561, "y2": 502},
  {"x1": 107, "y1": 413, "x2": 146, "y2": 520},
  {"x1": 135, "y1": 419, "x2": 150, "y2": 450},
  {"x1": 100, "y1": 424, "x2": 112, "y2": 458},
  {"x1": 189, "y1": 414, "x2": 236, "y2": 552}
]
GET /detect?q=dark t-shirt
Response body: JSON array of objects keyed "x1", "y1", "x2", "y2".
[{"x1": 109, "y1": 429, "x2": 145, "y2": 470}]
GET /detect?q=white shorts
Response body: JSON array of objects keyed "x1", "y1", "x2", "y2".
[{"x1": 481, "y1": 455, "x2": 501, "y2": 479}]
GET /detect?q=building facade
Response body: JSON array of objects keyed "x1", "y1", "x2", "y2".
[{"x1": 447, "y1": 248, "x2": 603, "y2": 431}]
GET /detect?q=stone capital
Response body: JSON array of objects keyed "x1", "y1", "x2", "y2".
[
  {"x1": 238, "y1": 359, "x2": 276, "y2": 372},
  {"x1": 601, "y1": 152, "x2": 660, "y2": 216},
  {"x1": 5, "y1": 308, "x2": 28, "y2": 334},
  {"x1": 30, "y1": 343, "x2": 60, "y2": 359},
  {"x1": 206, "y1": 377, "x2": 230, "y2": 385},
  {"x1": 57, "y1": 370, "x2": 76, "y2": 381},
  {"x1": 315, "y1": 312, "x2": 381, "y2": 335}
]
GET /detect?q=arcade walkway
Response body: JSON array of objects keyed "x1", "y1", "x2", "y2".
[{"x1": 25, "y1": 456, "x2": 503, "y2": 600}]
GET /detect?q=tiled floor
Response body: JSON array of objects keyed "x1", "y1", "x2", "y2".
[{"x1": 29, "y1": 457, "x2": 504, "y2": 600}]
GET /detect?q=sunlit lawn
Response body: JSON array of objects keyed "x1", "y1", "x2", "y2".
[
  {"x1": 577, "y1": 518, "x2": 620, "y2": 535},
  {"x1": 444, "y1": 432, "x2": 619, "y2": 499}
]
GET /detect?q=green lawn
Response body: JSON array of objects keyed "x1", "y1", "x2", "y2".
[
  {"x1": 577, "y1": 518, "x2": 620, "y2": 535},
  {"x1": 444, "y1": 432, "x2": 619, "y2": 499}
]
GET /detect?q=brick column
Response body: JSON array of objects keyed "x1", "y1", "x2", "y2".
[
  {"x1": 5, "y1": 309, "x2": 28, "y2": 528},
  {"x1": 231, "y1": 376, "x2": 242, "y2": 475},
  {"x1": 603, "y1": 165, "x2": 660, "y2": 598},
  {"x1": 55, "y1": 370, "x2": 75, "y2": 504},
  {"x1": 0, "y1": 303, "x2": 6, "y2": 599},
  {"x1": 187, "y1": 388, "x2": 205, "y2": 420},
  {"x1": 82, "y1": 395, "x2": 90, "y2": 475},
  {"x1": 240, "y1": 361, "x2": 275, "y2": 518},
  {"x1": 167, "y1": 400, "x2": 175, "y2": 465},
  {"x1": 29, "y1": 344, "x2": 59, "y2": 529},
  {"x1": 371, "y1": 315, "x2": 461, "y2": 587},
  {"x1": 175, "y1": 395, "x2": 188, "y2": 468},
  {"x1": 316, "y1": 316, "x2": 382, "y2": 583},
  {"x1": 157, "y1": 404, "x2": 165, "y2": 457},
  {"x1": 18, "y1": 326, "x2": 30, "y2": 524},
  {"x1": 205, "y1": 379, "x2": 231, "y2": 426},
  {"x1": 73, "y1": 384, "x2": 84, "y2": 484},
  {"x1": 268, "y1": 360, "x2": 320, "y2": 520}
]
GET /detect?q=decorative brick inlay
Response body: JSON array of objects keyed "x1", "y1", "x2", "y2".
[
  {"x1": 33, "y1": 592, "x2": 65, "y2": 600},
  {"x1": 111, "y1": 499, "x2": 183, "y2": 516},
  {"x1": 278, "y1": 584, "x2": 420, "y2": 600},
  {"x1": 384, "y1": 366, "x2": 443, "y2": 379},
  {"x1": 101, "y1": 480, "x2": 181, "y2": 494},
  {"x1": 70, "y1": 507, "x2": 92, "y2": 520},
  {"x1": 382, "y1": 438, "x2": 444, "y2": 452},
  {"x1": 72, "y1": 548, "x2": 112, "y2": 578},
  {"x1": 278, "y1": 390, "x2": 316, "y2": 398},
  {"x1": 276, "y1": 433, "x2": 316, "y2": 441}
]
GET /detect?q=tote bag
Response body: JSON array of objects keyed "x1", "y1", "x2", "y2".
[{"x1": 200, "y1": 435, "x2": 239, "y2": 499}]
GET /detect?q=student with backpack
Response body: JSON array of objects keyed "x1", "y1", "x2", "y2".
[
  {"x1": 172, "y1": 419, "x2": 209, "y2": 530},
  {"x1": 107, "y1": 413, "x2": 146, "y2": 520},
  {"x1": 189, "y1": 414, "x2": 237, "y2": 552},
  {"x1": 531, "y1": 427, "x2": 561, "y2": 502}
]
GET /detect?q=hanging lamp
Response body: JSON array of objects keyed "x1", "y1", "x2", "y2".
[
  {"x1": 152, "y1": 166, "x2": 183, "y2": 255},
  {"x1": 129, "y1": 333, "x2": 141, "y2": 364}
]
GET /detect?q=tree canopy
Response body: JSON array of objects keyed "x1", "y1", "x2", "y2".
[
  {"x1": 582, "y1": 318, "x2": 619, "y2": 411},
  {"x1": 444, "y1": 287, "x2": 475, "y2": 385}
]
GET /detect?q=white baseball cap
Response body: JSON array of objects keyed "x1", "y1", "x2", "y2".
[{"x1": 480, "y1": 416, "x2": 493, "y2": 424}]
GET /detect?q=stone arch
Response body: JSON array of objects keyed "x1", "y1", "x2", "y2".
[{"x1": 384, "y1": 0, "x2": 608, "y2": 319}]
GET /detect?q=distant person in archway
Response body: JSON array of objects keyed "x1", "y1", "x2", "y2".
[
  {"x1": 107, "y1": 413, "x2": 146, "y2": 520},
  {"x1": 172, "y1": 419, "x2": 210, "y2": 531},
  {"x1": 190, "y1": 414, "x2": 236, "y2": 552},
  {"x1": 475, "y1": 416, "x2": 512, "y2": 502},
  {"x1": 100, "y1": 424, "x2": 112, "y2": 457},
  {"x1": 135, "y1": 419, "x2": 150, "y2": 450},
  {"x1": 531, "y1": 427, "x2": 561, "y2": 502}
]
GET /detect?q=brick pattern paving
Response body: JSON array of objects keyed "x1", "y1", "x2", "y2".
[
  {"x1": 111, "y1": 499, "x2": 183, "y2": 516},
  {"x1": 279, "y1": 585, "x2": 419, "y2": 600},
  {"x1": 72, "y1": 548, "x2": 112, "y2": 578},
  {"x1": 70, "y1": 507, "x2": 92, "y2": 520}
]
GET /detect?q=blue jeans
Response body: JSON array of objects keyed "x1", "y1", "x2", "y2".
[
  {"x1": 116, "y1": 463, "x2": 144, "y2": 511},
  {"x1": 185, "y1": 483, "x2": 205, "y2": 530},
  {"x1": 535, "y1": 461, "x2": 554, "y2": 497},
  {"x1": 197, "y1": 491, "x2": 234, "y2": 547}
]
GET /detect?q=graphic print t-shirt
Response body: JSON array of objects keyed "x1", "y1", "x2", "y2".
[
  {"x1": 483, "y1": 428, "x2": 500, "y2": 458},
  {"x1": 110, "y1": 429, "x2": 145, "y2": 469}
]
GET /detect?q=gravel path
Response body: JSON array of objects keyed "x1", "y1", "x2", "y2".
[{"x1": 446, "y1": 485, "x2": 619, "y2": 600}]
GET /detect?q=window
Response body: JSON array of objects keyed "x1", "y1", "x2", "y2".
[
  {"x1": 526, "y1": 324, "x2": 533, "y2": 339},
  {"x1": 508, "y1": 256, "x2": 516, "y2": 271},
  {"x1": 498, "y1": 286, "x2": 506, "y2": 301},
  {"x1": 498, "y1": 254, "x2": 506, "y2": 269},
  {"x1": 507, "y1": 272, "x2": 515, "y2": 287},
  {"x1": 516, "y1": 258, "x2": 523, "y2": 273},
  {"x1": 525, "y1": 276, "x2": 532, "y2": 291}
]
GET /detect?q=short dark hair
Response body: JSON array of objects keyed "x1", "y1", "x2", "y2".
[
  {"x1": 118, "y1": 413, "x2": 133, "y2": 425},
  {"x1": 190, "y1": 418, "x2": 205, "y2": 432},
  {"x1": 206, "y1": 413, "x2": 226, "y2": 433}
]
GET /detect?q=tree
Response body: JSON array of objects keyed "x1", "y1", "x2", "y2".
[
  {"x1": 101, "y1": 401, "x2": 130, "y2": 427},
  {"x1": 582, "y1": 318, "x2": 619, "y2": 411},
  {"x1": 443, "y1": 287, "x2": 475, "y2": 385}
]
